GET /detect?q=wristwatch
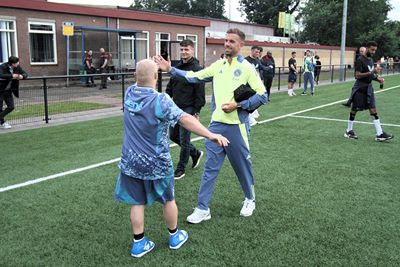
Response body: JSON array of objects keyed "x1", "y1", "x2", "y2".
[
  {"x1": 236, "y1": 103, "x2": 242, "y2": 108},
  {"x1": 194, "y1": 112, "x2": 200, "y2": 116}
]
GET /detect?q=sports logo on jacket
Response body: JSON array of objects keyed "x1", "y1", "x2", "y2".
[{"x1": 234, "y1": 69, "x2": 242, "y2": 77}]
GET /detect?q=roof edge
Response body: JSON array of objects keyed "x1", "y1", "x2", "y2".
[
  {"x1": 0, "y1": 0, "x2": 210, "y2": 27},
  {"x1": 207, "y1": 38, "x2": 357, "y2": 51}
]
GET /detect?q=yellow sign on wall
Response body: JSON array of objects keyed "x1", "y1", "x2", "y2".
[{"x1": 63, "y1": 22, "x2": 74, "y2": 36}]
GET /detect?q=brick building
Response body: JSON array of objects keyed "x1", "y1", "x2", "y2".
[
  {"x1": 0, "y1": 0, "x2": 356, "y2": 77},
  {"x1": 0, "y1": 0, "x2": 209, "y2": 76}
]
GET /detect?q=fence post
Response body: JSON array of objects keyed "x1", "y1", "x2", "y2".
[
  {"x1": 278, "y1": 67, "x2": 281, "y2": 91},
  {"x1": 121, "y1": 74, "x2": 125, "y2": 111},
  {"x1": 344, "y1": 64, "x2": 346, "y2": 81},
  {"x1": 43, "y1": 78, "x2": 49, "y2": 123},
  {"x1": 331, "y1": 65, "x2": 334, "y2": 83},
  {"x1": 157, "y1": 70, "x2": 162, "y2": 92},
  {"x1": 299, "y1": 67, "x2": 302, "y2": 88}
]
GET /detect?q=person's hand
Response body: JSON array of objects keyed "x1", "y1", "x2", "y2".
[
  {"x1": 153, "y1": 55, "x2": 172, "y2": 72},
  {"x1": 372, "y1": 66, "x2": 381, "y2": 74},
  {"x1": 379, "y1": 78, "x2": 385, "y2": 84},
  {"x1": 193, "y1": 114, "x2": 200, "y2": 120},
  {"x1": 221, "y1": 102, "x2": 238, "y2": 113},
  {"x1": 12, "y1": 74, "x2": 19, "y2": 79},
  {"x1": 209, "y1": 133, "x2": 229, "y2": 147},
  {"x1": 18, "y1": 74, "x2": 23, "y2": 80}
]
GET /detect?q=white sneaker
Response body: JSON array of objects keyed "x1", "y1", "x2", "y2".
[
  {"x1": 252, "y1": 109, "x2": 260, "y2": 119},
  {"x1": 249, "y1": 117, "x2": 257, "y2": 126},
  {"x1": 240, "y1": 198, "x2": 255, "y2": 217},
  {"x1": 186, "y1": 208, "x2": 211, "y2": 224},
  {"x1": 1, "y1": 122, "x2": 11, "y2": 129},
  {"x1": 292, "y1": 92, "x2": 296, "y2": 96}
]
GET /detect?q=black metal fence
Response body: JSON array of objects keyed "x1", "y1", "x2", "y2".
[
  {"x1": 3, "y1": 63, "x2": 400, "y2": 127},
  {"x1": 274, "y1": 63, "x2": 400, "y2": 91}
]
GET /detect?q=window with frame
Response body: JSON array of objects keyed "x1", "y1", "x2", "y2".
[
  {"x1": 121, "y1": 32, "x2": 149, "y2": 69},
  {"x1": 177, "y1": 34, "x2": 198, "y2": 57},
  {"x1": 155, "y1": 32, "x2": 170, "y2": 59},
  {"x1": 29, "y1": 21, "x2": 57, "y2": 64},
  {"x1": 0, "y1": 19, "x2": 17, "y2": 63}
]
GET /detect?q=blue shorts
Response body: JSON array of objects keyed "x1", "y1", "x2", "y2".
[
  {"x1": 114, "y1": 169, "x2": 175, "y2": 206},
  {"x1": 288, "y1": 73, "x2": 297, "y2": 83}
]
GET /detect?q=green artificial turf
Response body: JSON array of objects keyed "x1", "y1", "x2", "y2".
[
  {"x1": 0, "y1": 75, "x2": 399, "y2": 266},
  {"x1": 7, "y1": 101, "x2": 113, "y2": 120}
]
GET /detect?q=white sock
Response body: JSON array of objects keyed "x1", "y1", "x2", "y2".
[
  {"x1": 288, "y1": 89, "x2": 293, "y2": 94},
  {"x1": 347, "y1": 120, "x2": 354, "y2": 132},
  {"x1": 373, "y1": 119, "x2": 383, "y2": 135}
]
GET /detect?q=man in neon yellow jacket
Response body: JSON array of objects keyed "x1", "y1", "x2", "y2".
[
  {"x1": 301, "y1": 49, "x2": 315, "y2": 95},
  {"x1": 155, "y1": 28, "x2": 268, "y2": 223}
]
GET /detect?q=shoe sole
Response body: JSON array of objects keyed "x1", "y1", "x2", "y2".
[
  {"x1": 375, "y1": 136, "x2": 394, "y2": 141},
  {"x1": 174, "y1": 173, "x2": 185, "y2": 180},
  {"x1": 131, "y1": 244, "x2": 155, "y2": 258},
  {"x1": 169, "y1": 234, "x2": 188, "y2": 250},
  {"x1": 192, "y1": 151, "x2": 204, "y2": 169},
  {"x1": 186, "y1": 214, "x2": 211, "y2": 224},
  {"x1": 344, "y1": 133, "x2": 358, "y2": 139},
  {"x1": 240, "y1": 209, "x2": 255, "y2": 217}
]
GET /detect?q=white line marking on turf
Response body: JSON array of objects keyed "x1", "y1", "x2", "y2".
[
  {"x1": 1, "y1": 84, "x2": 399, "y2": 193},
  {"x1": 256, "y1": 84, "x2": 400, "y2": 125},
  {"x1": 291, "y1": 115, "x2": 400, "y2": 127},
  {"x1": 0, "y1": 158, "x2": 121, "y2": 193},
  {"x1": 0, "y1": 137, "x2": 205, "y2": 193}
]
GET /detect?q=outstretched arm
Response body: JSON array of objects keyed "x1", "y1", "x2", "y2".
[
  {"x1": 178, "y1": 113, "x2": 229, "y2": 147},
  {"x1": 154, "y1": 55, "x2": 214, "y2": 83}
]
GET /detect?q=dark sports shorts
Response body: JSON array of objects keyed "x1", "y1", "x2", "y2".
[
  {"x1": 351, "y1": 86, "x2": 376, "y2": 111},
  {"x1": 114, "y1": 169, "x2": 175, "y2": 206},
  {"x1": 288, "y1": 73, "x2": 297, "y2": 83}
]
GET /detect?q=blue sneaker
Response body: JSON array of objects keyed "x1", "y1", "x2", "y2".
[
  {"x1": 169, "y1": 229, "x2": 188, "y2": 250},
  {"x1": 131, "y1": 237, "x2": 155, "y2": 258}
]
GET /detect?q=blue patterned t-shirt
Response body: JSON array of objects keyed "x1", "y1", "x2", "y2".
[{"x1": 119, "y1": 85, "x2": 185, "y2": 180}]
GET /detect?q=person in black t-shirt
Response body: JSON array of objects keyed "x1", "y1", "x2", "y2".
[
  {"x1": 99, "y1": 47, "x2": 108, "y2": 89},
  {"x1": 0, "y1": 56, "x2": 28, "y2": 129},
  {"x1": 344, "y1": 41, "x2": 393, "y2": 141},
  {"x1": 245, "y1": 46, "x2": 261, "y2": 74},
  {"x1": 166, "y1": 39, "x2": 205, "y2": 179},
  {"x1": 343, "y1": 46, "x2": 366, "y2": 107},
  {"x1": 287, "y1": 51, "x2": 298, "y2": 96},
  {"x1": 245, "y1": 46, "x2": 264, "y2": 126},
  {"x1": 84, "y1": 50, "x2": 96, "y2": 87},
  {"x1": 314, "y1": 55, "x2": 321, "y2": 84},
  {"x1": 260, "y1": 51, "x2": 275, "y2": 101}
]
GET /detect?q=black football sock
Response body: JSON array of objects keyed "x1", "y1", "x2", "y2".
[{"x1": 134, "y1": 232, "x2": 144, "y2": 241}]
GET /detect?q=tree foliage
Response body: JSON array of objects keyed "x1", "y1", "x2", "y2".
[
  {"x1": 190, "y1": 0, "x2": 226, "y2": 19},
  {"x1": 238, "y1": 0, "x2": 301, "y2": 26},
  {"x1": 132, "y1": 0, "x2": 225, "y2": 19},
  {"x1": 298, "y1": 0, "x2": 397, "y2": 57}
]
